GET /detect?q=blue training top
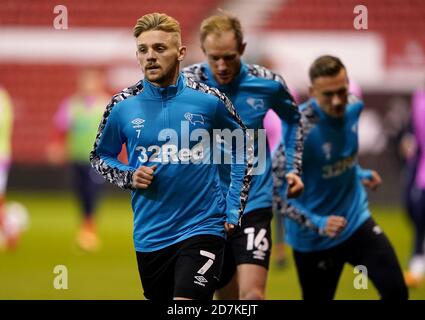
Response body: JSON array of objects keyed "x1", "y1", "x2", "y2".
[
  {"x1": 183, "y1": 61, "x2": 303, "y2": 215},
  {"x1": 276, "y1": 95, "x2": 373, "y2": 252},
  {"x1": 90, "y1": 74, "x2": 252, "y2": 252}
]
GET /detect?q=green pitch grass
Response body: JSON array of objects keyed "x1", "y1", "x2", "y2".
[{"x1": 1, "y1": 191, "x2": 425, "y2": 300}]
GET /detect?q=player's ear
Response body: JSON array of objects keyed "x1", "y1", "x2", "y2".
[{"x1": 177, "y1": 46, "x2": 187, "y2": 61}]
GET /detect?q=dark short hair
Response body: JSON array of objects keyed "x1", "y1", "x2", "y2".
[{"x1": 309, "y1": 55, "x2": 346, "y2": 82}]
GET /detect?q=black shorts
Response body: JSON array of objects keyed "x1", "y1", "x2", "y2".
[
  {"x1": 217, "y1": 207, "x2": 273, "y2": 289},
  {"x1": 293, "y1": 217, "x2": 408, "y2": 300},
  {"x1": 136, "y1": 234, "x2": 225, "y2": 300}
]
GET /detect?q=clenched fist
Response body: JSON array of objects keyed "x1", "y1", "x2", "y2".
[
  {"x1": 286, "y1": 173, "x2": 304, "y2": 198},
  {"x1": 132, "y1": 165, "x2": 157, "y2": 189},
  {"x1": 322, "y1": 215, "x2": 347, "y2": 238}
]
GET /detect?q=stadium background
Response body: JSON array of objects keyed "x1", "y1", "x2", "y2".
[{"x1": 1, "y1": 0, "x2": 425, "y2": 299}]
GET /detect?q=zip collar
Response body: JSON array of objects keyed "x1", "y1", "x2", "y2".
[{"x1": 142, "y1": 73, "x2": 185, "y2": 99}]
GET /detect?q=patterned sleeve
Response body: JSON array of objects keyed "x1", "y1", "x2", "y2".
[
  {"x1": 89, "y1": 81, "x2": 143, "y2": 190},
  {"x1": 271, "y1": 144, "x2": 319, "y2": 232},
  {"x1": 271, "y1": 74, "x2": 303, "y2": 176},
  {"x1": 181, "y1": 63, "x2": 208, "y2": 82},
  {"x1": 215, "y1": 90, "x2": 254, "y2": 226}
]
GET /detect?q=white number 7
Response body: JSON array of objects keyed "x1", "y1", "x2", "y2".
[{"x1": 197, "y1": 250, "x2": 216, "y2": 275}]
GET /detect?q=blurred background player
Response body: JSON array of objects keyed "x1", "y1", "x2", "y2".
[
  {"x1": 0, "y1": 86, "x2": 19, "y2": 250},
  {"x1": 265, "y1": 77, "x2": 363, "y2": 269},
  {"x1": 403, "y1": 87, "x2": 425, "y2": 288},
  {"x1": 46, "y1": 68, "x2": 109, "y2": 252},
  {"x1": 183, "y1": 12, "x2": 304, "y2": 300},
  {"x1": 275, "y1": 55, "x2": 408, "y2": 300}
]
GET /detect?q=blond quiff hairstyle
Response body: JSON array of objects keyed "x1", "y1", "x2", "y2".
[{"x1": 133, "y1": 13, "x2": 181, "y2": 45}]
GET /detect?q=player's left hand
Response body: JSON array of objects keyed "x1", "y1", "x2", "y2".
[
  {"x1": 285, "y1": 173, "x2": 304, "y2": 198},
  {"x1": 362, "y1": 170, "x2": 382, "y2": 191}
]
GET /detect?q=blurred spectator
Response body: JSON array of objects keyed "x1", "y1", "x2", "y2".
[
  {"x1": 46, "y1": 68, "x2": 109, "y2": 252},
  {"x1": 0, "y1": 86, "x2": 23, "y2": 251},
  {"x1": 403, "y1": 88, "x2": 425, "y2": 288},
  {"x1": 0, "y1": 86, "x2": 13, "y2": 249},
  {"x1": 349, "y1": 79, "x2": 363, "y2": 99}
]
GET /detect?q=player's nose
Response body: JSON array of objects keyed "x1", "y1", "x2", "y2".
[
  {"x1": 216, "y1": 59, "x2": 227, "y2": 71},
  {"x1": 146, "y1": 48, "x2": 157, "y2": 60},
  {"x1": 331, "y1": 94, "x2": 342, "y2": 107}
]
